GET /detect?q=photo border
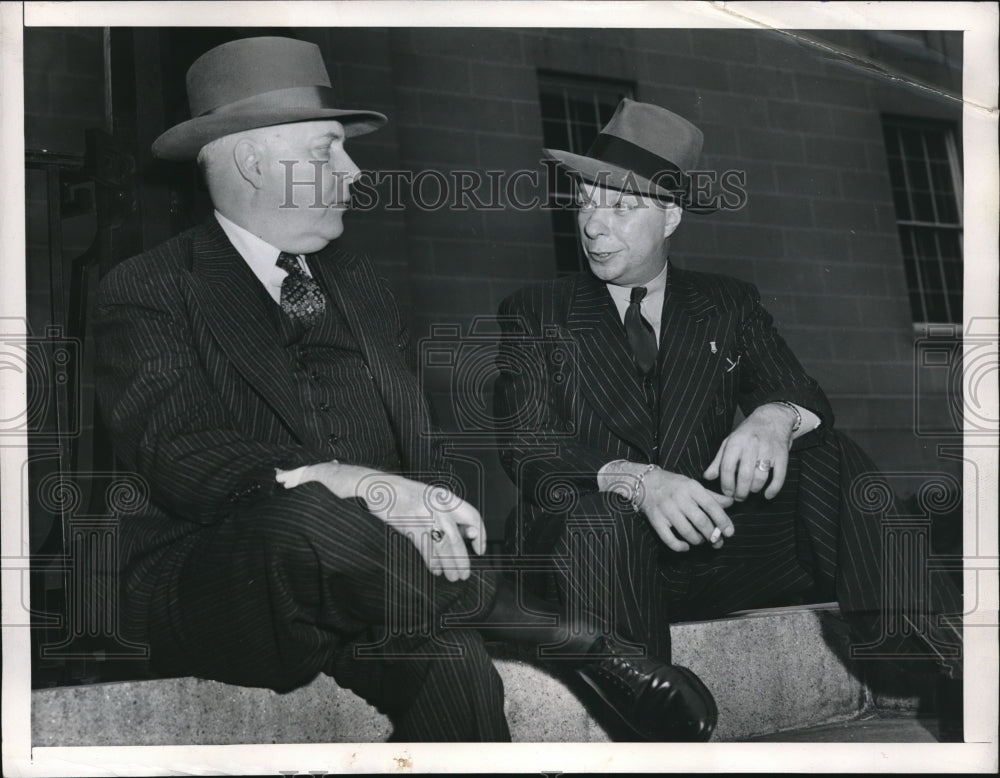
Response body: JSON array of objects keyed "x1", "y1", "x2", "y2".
[{"x1": 2, "y1": 1, "x2": 997, "y2": 774}]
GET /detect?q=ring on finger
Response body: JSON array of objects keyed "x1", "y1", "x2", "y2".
[
  {"x1": 755, "y1": 459, "x2": 773, "y2": 472},
  {"x1": 430, "y1": 527, "x2": 445, "y2": 543}
]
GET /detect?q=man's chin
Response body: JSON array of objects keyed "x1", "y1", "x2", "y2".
[
  {"x1": 587, "y1": 259, "x2": 622, "y2": 283},
  {"x1": 291, "y1": 229, "x2": 343, "y2": 254},
  {"x1": 308, "y1": 216, "x2": 347, "y2": 249}
]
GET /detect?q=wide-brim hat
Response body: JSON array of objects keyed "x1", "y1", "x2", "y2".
[
  {"x1": 544, "y1": 98, "x2": 714, "y2": 212},
  {"x1": 153, "y1": 36, "x2": 387, "y2": 160}
]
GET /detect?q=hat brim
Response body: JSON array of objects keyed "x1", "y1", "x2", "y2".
[
  {"x1": 543, "y1": 148, "x2": 717, "y2": 213},
  {"x1": 153, "y1": 108, "x2": 387, "y2": 160}
]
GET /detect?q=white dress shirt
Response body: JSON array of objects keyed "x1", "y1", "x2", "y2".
[{"x1": 214, "y1": 210, "x2": 309, "y2": 304}]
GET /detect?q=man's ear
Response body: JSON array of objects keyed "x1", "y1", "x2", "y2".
[
  {"x1": 663, "y1": 203, "x2": 683, "y2": 239},
  {"x1": 233, "y1": 138, "x2": 265, "y2": 188}
]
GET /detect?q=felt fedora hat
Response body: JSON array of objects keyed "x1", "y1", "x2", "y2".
[
  {"x1": 152, "y1": 36, "x2": 387, "y2": 160},
  {"x1": 544, "y1": 98, "x2": 712, "y2": 211}
]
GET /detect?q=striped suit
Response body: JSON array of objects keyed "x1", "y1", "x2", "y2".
[
  {"x1": 95, "y1": 218, "x2": 508, "y2": 741},
  {"x1": 495, "y1": 265, "x2": 961, "y2": 664}
]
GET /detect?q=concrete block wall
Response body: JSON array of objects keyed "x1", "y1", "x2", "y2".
[
  {"x1": 302, "y1": 27, "x2": 963, "y2": 534},
  {"x1": 21, "y1": 25, "x2": 963, "y2": 538}
]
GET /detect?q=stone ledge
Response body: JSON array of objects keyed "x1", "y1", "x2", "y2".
[{"x1": 32, "y1": 604, "x2": 880, "y2": 744}]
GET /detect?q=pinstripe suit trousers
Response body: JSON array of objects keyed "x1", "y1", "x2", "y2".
[
  {"x1": 528, "y1": 429, "x2": 963, "y2": 670},
  {"x1": 143, "y1": 481, "x2": 509, "y2": 741}
]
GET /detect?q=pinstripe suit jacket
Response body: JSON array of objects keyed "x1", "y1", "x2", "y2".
[
  {"x1": 95, "y1": 218, "x2": 440, "y2": 617},
  {"x1": 494, "y1": 263, "x2": 834, "y2": 527}
]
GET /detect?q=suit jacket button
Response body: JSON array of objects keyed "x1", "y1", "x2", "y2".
[
  {"x1": 319, "y1": 401, "x2": 330, "y2": 412},
  {"x1": 327, "y1": 433, "x2": 339, "y2": 446}
]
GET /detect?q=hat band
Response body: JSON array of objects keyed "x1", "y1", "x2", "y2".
[
  {"x1": 586, "y1": 133, "x2": 686, "y2": 191},
  {"x1": 200, "y1": 85, "x2": 341, "y2": 117}
]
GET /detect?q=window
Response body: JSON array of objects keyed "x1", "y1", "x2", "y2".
[
  {"x1": 538, "y1": 73, "x2": 634, "y2": 275},
  {"x1": 881, "y1": 117, "x2": 963, "y2": 325}
]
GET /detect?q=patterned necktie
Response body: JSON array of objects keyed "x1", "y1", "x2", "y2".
[
  {"x1": 625, "y1": 286, "x2": 658, "y2": 375},
  {"x1": 277, "y1": 252, "x2": 327, "y2": 327}
]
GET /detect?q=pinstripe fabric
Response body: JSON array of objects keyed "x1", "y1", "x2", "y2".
[
  {"x1": 95, "y1": 219, "x2": 505, "y2": 740},
  {"x1": 272, "y1": 292, "x2": 403, "y2": 470},
  {"x1": 496, "y1": 265, "x2": 960, "y2": 661},
  {"x1": 495, "y1": 265, "x2": 832, "y2": 516}
]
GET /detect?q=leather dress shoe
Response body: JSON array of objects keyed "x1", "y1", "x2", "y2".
[{"x1": 575, "y1": 638, "x2": 717, "y2": 741}]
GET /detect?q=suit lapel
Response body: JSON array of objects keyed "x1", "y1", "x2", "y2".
[
  {"x1": 655, "y1": 266, "x2": 735, "y2": 469},
  {"x1": 188, "y1": 219, "x2": 308, "y2": 439},
  {"x1": 567, "y1": 273, "x2": 654, "y2": 456},
  {"x1": 310, "y1": 250, "x2": 434, "y2": 472}
]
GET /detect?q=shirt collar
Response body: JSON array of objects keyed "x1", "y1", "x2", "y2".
[
  {"x1": 214, "y1": 210, "x2": 297, "y2": 303},
  {"x1": 605, "y1": 259, "x2": 669, "y2": 307}
]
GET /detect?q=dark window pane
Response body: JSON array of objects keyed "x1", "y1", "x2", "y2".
[
  {"x1": 939, "y1": 231, "x2": 962, "y2": 261},
  {"x1": 539, "y1": 73, "x2": 634, "y2": 277},
  {"x1": 923, "y1": 130, "x2": 947, "y2": 159},
  {"x1": 942, "y1": 258, "x2": 962, "y2": 298},
  {"x1": 935, "y1": 192, "x2": 959, "y2": 224},
  {"x1": 910, "y1": 190, "x2": 935, "y2": 221},
  {"x1": 541, "y1": 118, "x2": 570, "y2": 150},
  {"x1": 899, "y1": 128, "x2": 924, "y2": 160},
  {"x1": 948, "y1": 293, "x2": 962, "y2": 322},
  {"x1": 538, "y1": 91, "x2": 565, "y2": 122},
  {"x1": 550, "y1": 209, "x2": 582, "y2": 274},
  {"x1": 882, "y1": 125, "x2": 901, "y2": 156},
  {"x1": 597, "y1": 99, "x2": 620, "y2": 124},
  {"x1": 574, "y1": 123, "x2": 600, "y2": 154},
  {"x1": 887, "y1": 156, "x2": 905, "y2": 184},
  {"x1": 905, "y1": 156, "x2": 930, "y2": 191},
  {"x1": 929, "y1": 161, "x2": 952, "y2": 190},
  {"x1": 891, "y1": 186, "x2": 911, "y2": 221}
]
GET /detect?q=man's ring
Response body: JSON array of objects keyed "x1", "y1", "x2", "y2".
[
  {"x1": 430, "y1": 528, "x2": 445, "y2": 543},
  {"x1": 755, "y1": 459, "x2": 773, "y2": 472}
]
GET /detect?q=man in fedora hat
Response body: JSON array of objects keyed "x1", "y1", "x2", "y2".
[
  {"x1": 495, "y1": 99, "x2": 963, "y2": 729},
  {"x1": 95, "y1": 39, "x2": 718, "y2": 742}
]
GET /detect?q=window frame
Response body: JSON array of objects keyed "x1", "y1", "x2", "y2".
[
  {"x1": 881, "y1": 114, "x2": 964, "y2": 328},
  {"x1": 537, "y1": 71, "x2": 635, "y2": 276}
]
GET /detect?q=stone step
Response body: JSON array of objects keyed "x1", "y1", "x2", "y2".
[{"x1": 32, "y1": 604, "x2": 898, "y2": 744}]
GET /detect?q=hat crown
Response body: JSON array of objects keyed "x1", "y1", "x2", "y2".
[
  {"x1": 599, "y1": 98, "x2": 703, "y2": 173},
  {"x1": 186, "y1": 37, "x2": 332, "y2": 118}
]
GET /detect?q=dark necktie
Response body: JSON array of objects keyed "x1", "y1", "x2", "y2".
[
  {"x1": 625, "y1": 286, "x2": 658, "y2": 375},
  {"x1": 277, "y1": 252, "x2": 327, "y2": 327}
]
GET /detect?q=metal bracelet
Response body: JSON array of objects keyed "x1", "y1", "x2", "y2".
[
  {"x1": 773, "y1": 401, "x2": 802, "y2": 434},
  {"x1": 629, "y1": 463, "x2": 657, "y2": 512}
]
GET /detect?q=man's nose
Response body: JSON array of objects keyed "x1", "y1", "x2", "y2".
[
  {"x1": 581, "y1": 208, "x2": 609, "y2": 238},
  {"x1": 333, "y1": 151, "x2": 362, "y2": 189},
  {"x1": 343, "y1": 153, "x2": 361, "y2": 185}
]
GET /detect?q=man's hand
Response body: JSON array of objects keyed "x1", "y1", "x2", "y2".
[
  {"x1": 703, "y1": 402, "x2": 799, "y2": 501},
  {"x1": 636, "y1": 469, "x2": 735, "y2": 553},
  {"x1": 276, "y1": 462, "x2": 486, "y2": 582}
]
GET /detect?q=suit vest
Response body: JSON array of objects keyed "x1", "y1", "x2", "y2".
[{"x1": 268, "y1": 281, "x2": 403, "y2": 472}]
